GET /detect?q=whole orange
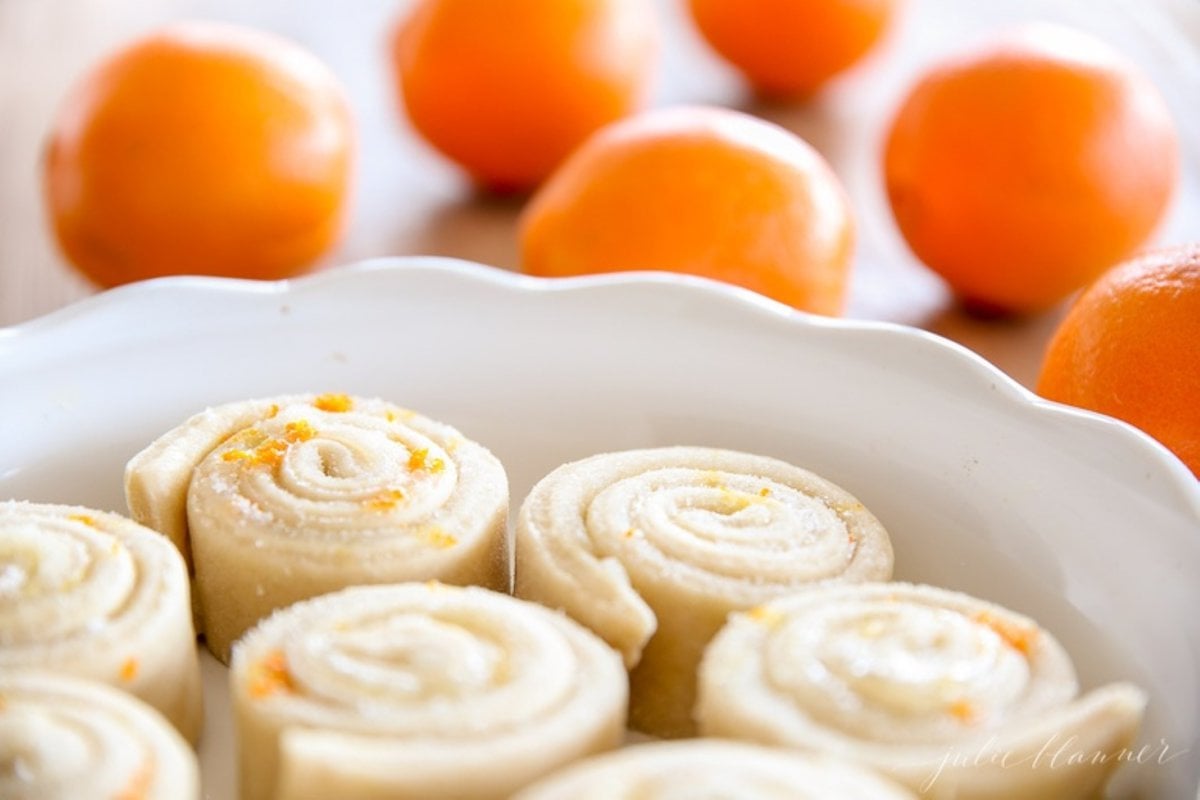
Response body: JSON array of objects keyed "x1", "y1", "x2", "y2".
[
  {"x1": 687, "y1": 0, "x2": 901, "y2": 97},
  {"x1": 44, "y1": 21, "x2": 354, "y2": 288},
  {"x1": 884, "y1": 24, "x2": 1178, "y2": 314},
  {"x1": 390, "y1": 0, "x2": 659, "y2": 193},
  {"x1": 1037, "y1": 245, "x2": 1200, "y2": 477},
  {"x1": 520, "y1": 106, "x2": 854, "y2": 315}
]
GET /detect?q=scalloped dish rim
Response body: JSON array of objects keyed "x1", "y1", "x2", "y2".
[{"x1": 1, "y1": 257, "x2": 1198, "y2": 799}]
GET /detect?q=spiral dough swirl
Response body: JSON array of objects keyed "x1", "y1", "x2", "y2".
[
  {"x1": 230, "y1": 582, "x2": 627, "y2": 800},
  {"x1": 514, "y1": 446, "x2": 893, "y2": 737},
  {"x1": 0, "y1": 501, "x2": 201, "y2": 741},
  {"x1": 125, "y1": 394, "x2": 509, "y2": 662},
  {"x1": 512, "y1": 740, "x2": 917, "y2": 800},
  {"x1": 697, "y1": 582, "x2": 1147, "y2": 799},
  {"x1": 0, "y1": 672, "x2": 198, "y2": 800}
]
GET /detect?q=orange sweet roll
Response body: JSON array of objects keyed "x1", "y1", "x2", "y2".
[
  {"x1": 230, "y1": 583, "x2": 627, "y2": 800},
  {"x1": 513, "y1": 446, "x2": 894, "y2": 738},
  {"x1": 0, "y1": 672, "x2": 199, "y2": 799},
  {"x1": 0, "y1": 501, "x2": 202, "y2": 743},
  {"x1": 512, "y1": 739, "x2": 917, "y2": 799},
  {"x1": 696, "y1": 582, "x2": 1147, "y2": 800},
  {"x1": 124, "y1": 394, "x2": 509, "y2": 662}
]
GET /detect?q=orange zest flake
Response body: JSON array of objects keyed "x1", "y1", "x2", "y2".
[
  {"x1": 973, "y1": 610, "x2": 1038, "y2": 656},
  {"x1": 422, "y1": 526, "x2": 458, "y2": 549},
  {"x1": 747, "y1": 605, "x2": 783, "y2": 627},
  {"x1": 248, "y1": 650, "x2": 296, "y2": 699},
  {"x1": 223, "y1": 428, "x2": 285, "y2": 465},
  {"x1": 407, "y1": 448, "x2": 446, "y2": 473},
  {"x1": 948, "y1": 699, "x2": 978, "y2": 724},
  {"x1": 252, "y1": 439, "x2": 287, "y2": 467},
  {"x1": 284, "y1": 419, "x2": 316, "y2": 442},
  {"x1": 113, "y1": 762, "x2": 152, "y2": 800},
  {"x1": 233, "y1": 427, "x2": 266, "y2": 445},
  {"x1": 226, "y1": 437, "x2": 288, "y2": 468},
  {"x1": 717, "y1": 488, "x2": 752, "y2": 513},
  {"x1": 759, "y1": 487, "x2": 771, "y2": 497},
  {"x1": 265, "y1": 403, "x2": 280, "y2": 419},
  {"x1": 386, "y1": 407, "x2": 416, "y2": 423},
  {"x1": 313, "y1": 393, "x2": 353, "y2": 413},
  {"x1": 220, "y1": 426, "x2": 263, "y2": 449},
  {"x1": 366, "y1": 489, "x2": 406, "y2": 512},
  {"x1": 119, "y1": 658, "x2": 139, "y2": 682},
  {"x1": 68, "y1": 513, "x2": 97, "y2": 527}
]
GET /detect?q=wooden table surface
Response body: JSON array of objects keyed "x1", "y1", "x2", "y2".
[{"x1": 3, "y1": 0, "x2": 1198, "y2": 389}]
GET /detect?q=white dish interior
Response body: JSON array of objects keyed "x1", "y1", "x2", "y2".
[{"x1": 1, "y1": 259, "x2": 1197, "y2": 798}]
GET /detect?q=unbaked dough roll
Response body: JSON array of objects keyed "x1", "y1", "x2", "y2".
[
  {"x1": 512, "y1": 739, "x2": 918, "y2": 799},
  {"x1": 697, "y1": 582, "x2": 1147, "y2": 800},
  {"x1": 0, "y1": 501, "x2": 202, "y2": 743},
  {"x1": 230, "y1": 582, "x2": 627, "y2": 800},
  {"x1": 0, "y1": 672, "x2": 199, "y2": 800},
  {"x1": 514, "y1": 446, "x2": 893, "y2": 737},
  {"x1": 125, "y1": 393, "x2": 509, "y2": 662}
]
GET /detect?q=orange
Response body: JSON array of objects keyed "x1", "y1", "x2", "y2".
[
  {"x1": 883, "y1": 23, "x2": 1178, "y2": 314},
  {"x1": 520, "y1": 105, "x2": 854, "y2": 315},
  {"x1": 687, "y1": 0, "x2": 901, "y2": 97},
  {"x1": 44, "y1": 21, "x2": 354, "y2": 288},
  {"x1": 1037, "y1": 245, "x2": 1200, "y2": 478},
  {"x1": 390, "y1": 0, "x2": 659, "y2": 193}
]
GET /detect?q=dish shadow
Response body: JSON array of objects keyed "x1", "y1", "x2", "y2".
[
  {"x1": 399, "y1": 190, "x2": 526, "y2": 273},
  {"x1": 921, "y1": 302, "x2": 1069, "y2": 389}
]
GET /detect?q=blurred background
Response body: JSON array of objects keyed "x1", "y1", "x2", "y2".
[{"x1": 2, "y1": 0, "x2": 1198, "y2": 386}]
